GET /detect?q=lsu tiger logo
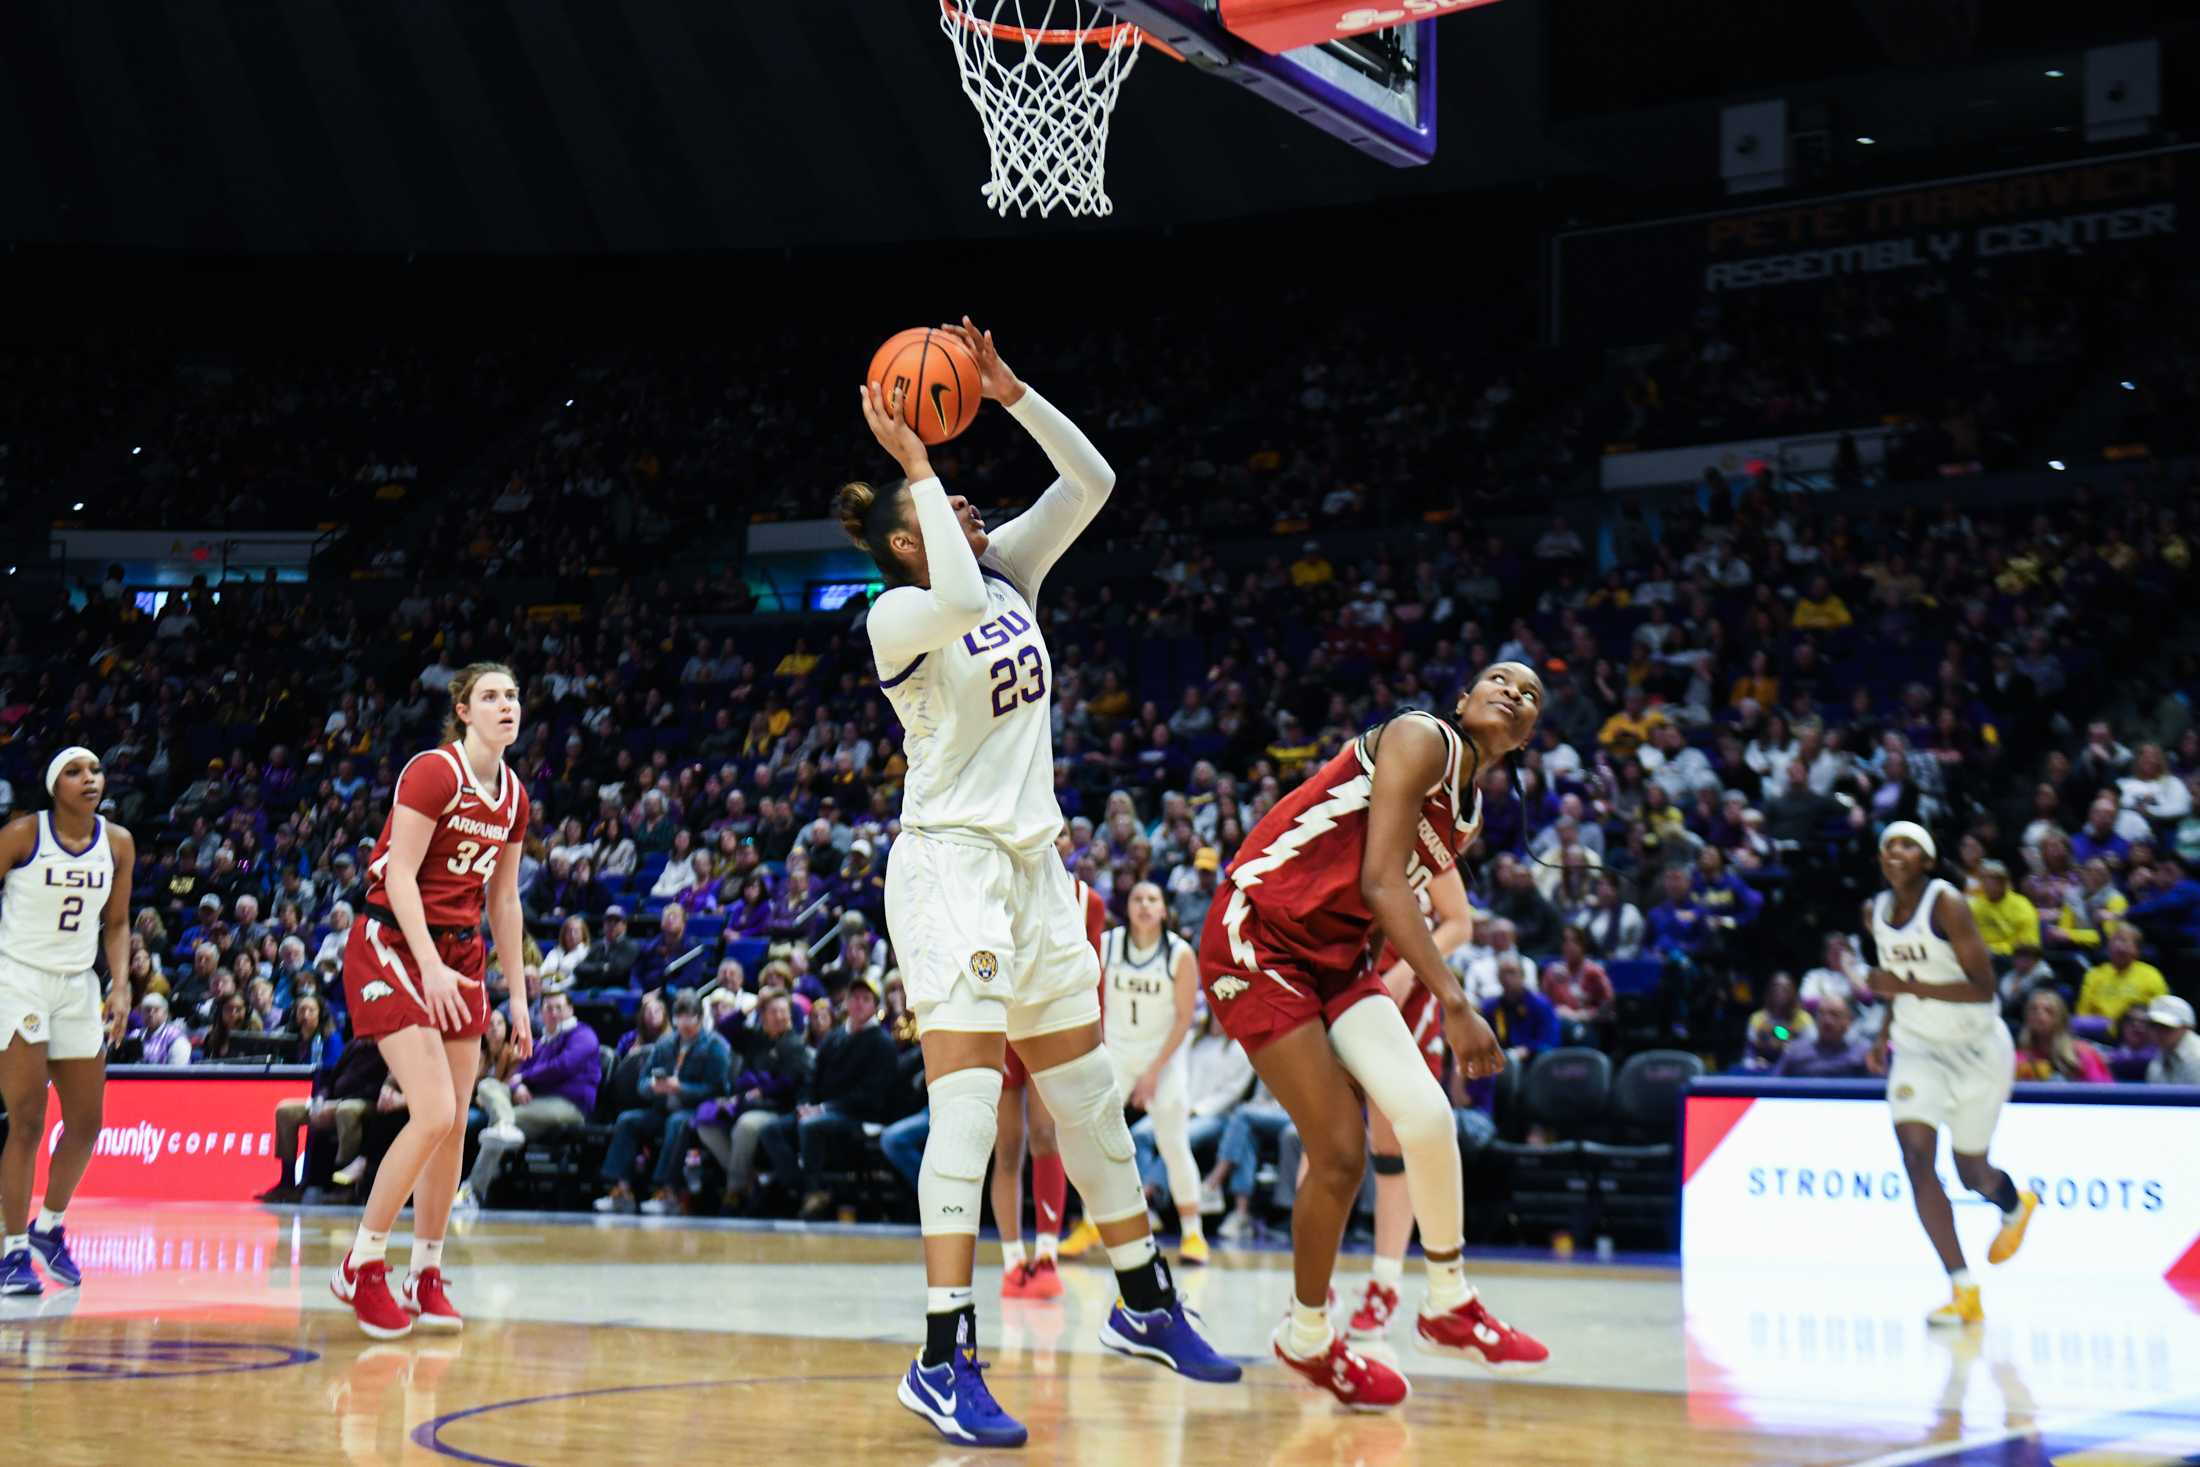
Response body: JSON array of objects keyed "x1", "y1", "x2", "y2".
[
  {"x1": 970, "y1": 951, "x2": 998, "y2": 983},
  {"x1": 360, "y1": 980, "x2": 395, "y2": 1002},
  {"x1": 21, "y1": 1013, "x2": 41, "y2": 1035}
]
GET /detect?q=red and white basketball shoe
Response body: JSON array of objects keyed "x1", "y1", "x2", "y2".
[
  {"x1": 1345, "y1": 1279, "x2": 1401, "y2": 1341},
  {"x1": 1415, "y1": 1292, "x2": 1549, "y2": 1373},
  {"x1": 331, "y1": 1253, "x2": 413, "y2": 1340},
  {"x1": 402, "y1": 1267, "x2": 464, "y2": 1332},
  {"x1": 1272, "y1": 1324, "x2": 1410, "y2": 1411},
  {"x1": 1021, "y1": 1256, "x2": 1064, "y2": 1299}
]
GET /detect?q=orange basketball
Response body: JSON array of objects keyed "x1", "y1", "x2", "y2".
[{"x1": 866, "y1": 327, "x2": 982, "y2": 445}]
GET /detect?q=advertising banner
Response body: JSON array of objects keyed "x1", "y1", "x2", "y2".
[
  {"x1": 1681, "y1": 1084, "x2": 2200, "y2": 1282},
  {"x1": 31, "y1": 1072, "x2": 312, "y2": 1203}
]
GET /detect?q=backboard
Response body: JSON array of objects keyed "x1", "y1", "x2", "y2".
[{"x1": 1096, "y1": 0, "x2": 1438, "y2": 165}]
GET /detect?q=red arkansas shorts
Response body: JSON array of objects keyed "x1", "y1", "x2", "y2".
[
  {"x1": 343, "y1": 915, "x2": 490, "y2": 1041},
  {"x1": 1002, "y1": 1043, "x2": 1029, "y2": 1090},
  {"x1": 1197, "y1": 886, "x2": 1384, "y2": 1054}
]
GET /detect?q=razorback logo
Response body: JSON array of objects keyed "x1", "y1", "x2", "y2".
[
  {"x1": 360, "y1": 980, "x2": 395, "y2": 1002},
  {"x1": 1210, "y1": 975, "x2": 1249, "y2": 1000}
]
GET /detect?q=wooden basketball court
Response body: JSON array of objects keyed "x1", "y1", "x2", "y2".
[{"x1": 6, "y1": 1202, "x2": 2197, "y2": 1466}]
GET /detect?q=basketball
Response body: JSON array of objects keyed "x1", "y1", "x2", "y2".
[{"x1": 866, "y1": 327, "x2": 981, "y2": 445}]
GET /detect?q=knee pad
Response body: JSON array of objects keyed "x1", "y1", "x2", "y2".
[
  {"x1": 1031, "y1": 1048, "x2": 1145, "y2": 1225},
  {"x1": 918, "y1": 1066, "x2": 1002, "y2": 1237},
  {"x1": 1371, "y1": 1152, "x2": 1406, "y2": 1176}
]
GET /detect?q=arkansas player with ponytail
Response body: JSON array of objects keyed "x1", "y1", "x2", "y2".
[
  {"x1": 331, "y1": 662, "x2": 533, "y2": 1338},
  {"x1": 1200, "y1": 664, "x2": 1553, "y2": 1409}
]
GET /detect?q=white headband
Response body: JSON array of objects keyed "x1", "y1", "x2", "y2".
[
  {"x1": 1878, "y1": 819, "x2": 1937, "y2": 862},
  {"x1": 45, "y1": 746, "x2": 98, "y2": 797}
]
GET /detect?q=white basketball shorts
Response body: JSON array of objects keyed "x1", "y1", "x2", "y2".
[
  {"x1": 0, "y1": 954, "x2": 105, "y2": 1061},
  {"x1": 1887, "y1": 1023, "x2": 2014, "y2": 1153},
  {"x1": 888, "y1": 831, "x2": 1100, "y2": 1042}
]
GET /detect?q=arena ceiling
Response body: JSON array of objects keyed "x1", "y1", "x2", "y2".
[{"x1": 0, "y1": 0, "x2": 2188, "y2": 253}]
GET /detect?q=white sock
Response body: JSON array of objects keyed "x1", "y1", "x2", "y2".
[
  {"x1": 927, "y1": 1285, "x2": 974, "y2": 1315},
  {"x1": 1180, "y1": 1212, "x2": 1205, "y2": 1243},
  {"x1": 4, "y1": 1234, "x2": 27, "y2": 1257},
  {"x1": 35, "y1": 1207, "x2": 64, "y2": 1233},
  {"x1": 1106, "y1": 1234, "x2": 1158, "y2": 1273},
  {"x1": 351, "y1": 1226, "x2": 390, "y2": 1266},
  {"x1": 1035, "y1": 1231, "x2": 1059, "y2": 1262},
  {"x1": 413, "y1": 1237, "x2": 445, "y2": 1273},
  {"x1": 1285, "y1": 1299, "x2": 1335, "y2": 1358},
  {"x1": 2002, "y1": 1197, "x2": 2025, "y2": 1224},
  {"x1": 1370, "y1": 1254, "x2": 1404, "y2": 1288},
  {"x1": 1001, "y1": 1238, "x2": 1027, "y2": 1271},
  {"x1": 1950, "y1": 1268, "x2": 1975, "y2": 1289},
  {"x1": 1425, "y1": 1255, "x2": 1472, "y2": 1311}
]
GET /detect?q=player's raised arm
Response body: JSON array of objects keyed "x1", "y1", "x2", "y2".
[
  {"x1": 941, "y1": 318, "x2": 1115, "y2": 600},
  {"x1": 843, "y1": 382, "x2": 990, "y2": 667}
]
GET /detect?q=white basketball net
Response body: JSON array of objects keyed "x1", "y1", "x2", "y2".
[{"x1": 938, "y1": 0, "x2": 1145, "y2": 219}]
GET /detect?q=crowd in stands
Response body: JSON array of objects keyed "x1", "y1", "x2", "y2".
[{"x1": 3, "y1": 309, "x2": 2198, "y2": 1232}]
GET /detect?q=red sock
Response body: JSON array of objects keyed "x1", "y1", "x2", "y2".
[{"x1": 1031, "y1": 1152, "x2": 1067, "y2": 1237}]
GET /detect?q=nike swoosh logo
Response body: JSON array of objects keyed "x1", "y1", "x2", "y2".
[
  {"x1": 915, "y1": 1376, "x2": 956, "y2": 1415},
  {"x1": 929, "y1": 381, "x2": 951, "y2": 431}
]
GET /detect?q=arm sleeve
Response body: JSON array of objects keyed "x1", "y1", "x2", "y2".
[
  {"x1": 975, "y1": 387, "x2": 1115, "y2": 603},
  {"x1": 865, "y1": 478, "x2": 991, "y2": 668}
]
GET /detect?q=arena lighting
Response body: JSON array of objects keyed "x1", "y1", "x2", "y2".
[
  {"x1": 2121, "y1": 380, "x2": 2137, "y2": 390},
  {"x1": 71, "y1": 501, "x2": 83, "y2": 511},
  {"x1": 2045, "y1": 68, "x2": 2065, "y2": 77},
  {"x1": 1855, "y1": 136, "x2": 1876, "y2": 145},
  {"x1": 2049, "y1": 459, "x2": 2068, "y2": 471},
  {"x1": 130, "y1": 445, "x2": 141, "y2": 455},
  {"x1": 565, "y1": 399, "x2": 575, "y2": 407}
]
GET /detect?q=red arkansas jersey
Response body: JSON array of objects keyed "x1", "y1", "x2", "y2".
[
  {"x1": 1373, "y1": 883, "x2": 1448, "y2": 1080},
  {"x1": 1396, "y1": 983, "x2": 1447, "y2": 1081},
  {"x1": 361, "y1": 743, "x2": 530, "y2": 927},
  {"x1": 1077, "y1": 878, "x2": 1107, "y2": 959},
  {"x1": 1224, "y1": 710, "x2": 1481, "y2": 977}
]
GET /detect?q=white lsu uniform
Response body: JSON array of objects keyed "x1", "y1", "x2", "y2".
[
  {"x1": 0, "y1": 812, "x2": 116, "y2": 1059},
  {"x1": 875, "y1": 387, "x2": 1114, "y2": 1042},
  {"x1": 1101, "y1": 926, "x2": 1192, "y2": 1107},
  {"x1": 1871, "y1": 877, "x2": 2013, "y2": 1152}
]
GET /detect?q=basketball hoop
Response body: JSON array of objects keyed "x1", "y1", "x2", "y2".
[{"x1": 938, "y1": 0, "x2": 1148, "y2": 219}]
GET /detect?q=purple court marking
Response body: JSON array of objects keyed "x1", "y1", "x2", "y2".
[
  {"x1": 413, "y1": 1375, "x2": 884, "y2": 1466},
  {"x1": 414, "y1": 1363, "x2": 1549, "y2": 1465},
  {"x1": 0, "y1": 1338, "x2": 320, "y2": 1383}
]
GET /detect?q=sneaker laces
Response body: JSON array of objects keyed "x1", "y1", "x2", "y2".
[{"x1": 956, "y1": 1351, "x2": 1010, "y2": 1421}]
